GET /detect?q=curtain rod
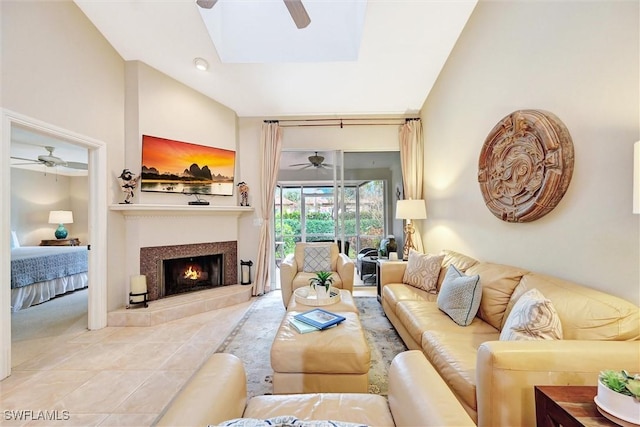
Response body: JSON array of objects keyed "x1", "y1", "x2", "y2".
[{"x1": 264, "y1": 117, "x2": 420, "y2": 128}]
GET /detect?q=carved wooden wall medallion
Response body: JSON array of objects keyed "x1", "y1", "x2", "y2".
[{"x1": 478, "y1": 110, "x2": 574, "y2": 222}]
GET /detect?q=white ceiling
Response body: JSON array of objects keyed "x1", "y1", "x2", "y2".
[{"x1": 74, "y1": 0, "x2": 478, "y2": 117}]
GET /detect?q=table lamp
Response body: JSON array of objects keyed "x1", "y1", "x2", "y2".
[
  {"x1": 48, "y1": 210, "x2": 73, "y2": 239},
  {"x1": 396, "y1": 199, "x2": 427, "y2": 260}
]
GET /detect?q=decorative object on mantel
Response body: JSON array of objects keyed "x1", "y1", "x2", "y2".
[
  {"x1": 478, "y1": 109, "x2": 574, "y2": 222},
  {"x1": 129, "y1": 274, "x2": 149, "y2": 308},
  {"x1": 237, "y1": 181, "x2": 250, "y2": 206},
  {"x1": 118, "y1": 169, "x2": 140, "y2": 204},
  {"x1": 185, "y1": 192, "x2": 210, "y2": 206},
  {"x1": 240, "y1": 260, "x2": 253, "y2": 285}
]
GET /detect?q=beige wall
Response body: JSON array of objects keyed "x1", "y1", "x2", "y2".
[
  {"x1": 10, "y1": 169, "x2": 89, "y2": 246},
  {"x1": 118, "y1": 61, "x2": 240, "y2": 308},
  {"x1": 421, "y1": 0, "x2": 639, "y2": 303},
  {"x1": 1, "y1": 1, "x2": 127, "y2": 310}
]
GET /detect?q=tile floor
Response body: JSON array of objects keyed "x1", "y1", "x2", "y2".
[{"x1": 3, "y1": 280, "x2": 376, "y2": 426}]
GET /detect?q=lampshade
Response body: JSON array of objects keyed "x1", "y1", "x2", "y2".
[
  {"x1": 396, "y1": 199, "x2": 427, "y2": 220},
  {"x1": 634, "y1": 141, "x2": 640, "y2": 214},
  {"x1": 48, "y1": 210, "x2": 73, "y2": 224}
]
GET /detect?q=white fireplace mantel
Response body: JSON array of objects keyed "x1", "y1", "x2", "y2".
[{"x1": 109, "y1": 204, "x2": 254, "y2": 217}]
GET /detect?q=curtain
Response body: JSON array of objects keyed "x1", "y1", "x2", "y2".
[
  {"x1": 399, "y1": 118, "x2": 425, "y2": 252},
  {"x1": 253, "y1": 122, "x2": 282, "y2": 296}
]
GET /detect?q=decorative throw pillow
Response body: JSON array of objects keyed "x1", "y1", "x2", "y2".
[
  {"x1": 303, "y1": 245, "x2": 332, "y2": 272},
  {"x1": 402, "y1": 249, "x2": 444, "y2": 293},
  {"x1": 219, "y1": 416, "x2": 367, "y2": 427},
  {"x1": 499, "y1": 288, "x2": 563, "y2": 341},
  {"x1": 437, "y1": 265, "x2": 482, "y2": 326}
]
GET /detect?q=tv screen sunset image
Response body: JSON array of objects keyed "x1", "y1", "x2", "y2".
[{"x1": 140, "y1": 135, "x2": 235, "y2": 196}]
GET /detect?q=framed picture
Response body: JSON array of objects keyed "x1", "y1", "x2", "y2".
[
  {"x1": 294, "y1": 308, "x2": 346, "y2": 330},
  {"x1": 140, "y1": 135, "x2": 236, "y2": 196}
]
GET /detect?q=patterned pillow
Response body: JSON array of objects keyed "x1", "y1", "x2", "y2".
[
  {"x1": 402, "y1": 249, "x2": 444, "y2": 293},
  {"x1": 499, "y1": 288, "x2": 563, "y2": 341},
  {"x1": 437, "y1": 265, "x2": 482, "y2": 326},
  {"x1": 219, "y1": 416, "x2": 367, "y2": 427},
  {"x1": 303, "y1": 245, "x2": 332, "y2": 272}
]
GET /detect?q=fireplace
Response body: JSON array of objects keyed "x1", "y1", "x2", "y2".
[
  {"x1": 140, "y1": 241, "x2": 238, "y2": 301},
  {"x1": 161, "y1": 254, "x2": 223, "y2": 298}
]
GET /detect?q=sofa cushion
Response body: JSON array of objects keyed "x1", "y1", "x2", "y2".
[
  {"x1": 396, "y1": 301, "x2": 498, "y2": 346},
  {"x1": 381, "y1": 283, "x2": 437, "y2": 313},
  {"x1": 402, "y1": 250, "x2": 444, "y2": 293},
  {"x1": 303, "y1": 245, "x2": 332, "y2": 272},
  {"x1": 465, "y1": 262, "x2": 529, "y2": 330},
  {"x1": 244, "y1": 394, "x2": 394, "y2": 426},
  {"x1": 422, "y1": 330, "x2": 500, "y2": 414},
  {"x1": 437, "y1": 250, "x2": 479, "y2": 290},
  {"x1": 437, "y1": 265, "x2": 482, "y2": 326},
  {"x1": 507, "y1": 273, "x2": 640, "y2": 340},
  {"x1": 499, "y1": 288, "x2": 562, "y2": 341}
]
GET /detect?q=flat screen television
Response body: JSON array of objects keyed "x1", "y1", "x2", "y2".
[{"x1": 141, "y1": 135, "x2": 235, "y2": 196}]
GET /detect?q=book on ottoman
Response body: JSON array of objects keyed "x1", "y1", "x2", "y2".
[{"x1": 294, "y1": 308, "x2": 346, "y2": 330}]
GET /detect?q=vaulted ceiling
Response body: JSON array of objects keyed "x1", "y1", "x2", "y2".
[{"x1": 74, "y1": 0, "x2": 478, "y2": 117}]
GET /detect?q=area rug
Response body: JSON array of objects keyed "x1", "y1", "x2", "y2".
[{"x1": 215, "y1": 291, "x2": 407, "y2": 397}]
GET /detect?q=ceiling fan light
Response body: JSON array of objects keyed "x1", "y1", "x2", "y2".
[{"x1": 193, "y1": 57, "x2": 209, "y2": 71}]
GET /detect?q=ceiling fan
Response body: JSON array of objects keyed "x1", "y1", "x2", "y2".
[
  {"x1": 11, "y1": 146, "x2": 88, "y2": 170},
  {"x1": 289, "y1": 152, "x2": 333, "y2": 169},
  {"x1": 196, "y1": 0, "x2": 311, "y2": 29}
]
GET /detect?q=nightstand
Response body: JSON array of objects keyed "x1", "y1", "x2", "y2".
[{"x1": 40, "y1": 238, "x2": 80, "y2": 246}]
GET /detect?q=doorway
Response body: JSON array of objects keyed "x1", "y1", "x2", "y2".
[{"x1": 1, "y1": 110, "x2": 108, "y2": 380}]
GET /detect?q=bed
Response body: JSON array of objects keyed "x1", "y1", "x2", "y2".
[{"x1": 11, "y1": 245, "x2": 88, "y2": 312}]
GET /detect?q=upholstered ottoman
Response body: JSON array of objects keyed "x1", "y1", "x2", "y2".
[{"x1": 270, "y1": 311, "x2": 371, "y2": 394}]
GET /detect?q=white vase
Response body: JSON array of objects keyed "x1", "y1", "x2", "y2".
[
  {"x1": 596, "y1": 379, "x2": 640, "y2": 424},
  {"x1": 315, "y1": 286, "x2": 330, "y2": 299}
]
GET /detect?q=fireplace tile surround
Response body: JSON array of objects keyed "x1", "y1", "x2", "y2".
[{"x1": 140, "y1": 241, "x2": 238, "y2": 301}]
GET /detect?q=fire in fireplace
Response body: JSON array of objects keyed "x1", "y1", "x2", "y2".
[{"x1": 161, "y1": 254, "x2": 223, "y2": 297}]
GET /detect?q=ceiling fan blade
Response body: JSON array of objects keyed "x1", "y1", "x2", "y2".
[
  {"x1": 66, "y1": 161, "x2": 88, "y2": 170},
  {"x1": 196, "y1": 0, "x2": 218, "y2": 9},
  {"x1": 289, "y1": 163, "x2": 310, "y2": 167},
  {"x1": 283, "y1": 0, "x2": 311, "y2": 29},
  {"x1": 10, "y1": 156, "x2": 38, "y2": 163}
]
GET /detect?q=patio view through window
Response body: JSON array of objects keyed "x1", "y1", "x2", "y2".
[{"x1": 274, "y1": 181, "x2": 385, "y2": 262}]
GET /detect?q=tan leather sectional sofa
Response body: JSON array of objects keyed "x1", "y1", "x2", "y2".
[
  {"x1": 380, "y1": 249, "x2": 640, "y2": 427},
  {"x1": 156, "y1": 351, "x2": 475, "y2": 427}
]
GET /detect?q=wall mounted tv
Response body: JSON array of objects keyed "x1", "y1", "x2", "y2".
[{"x1": 141, "y1": 135, "x2": 235, "y2": 196}]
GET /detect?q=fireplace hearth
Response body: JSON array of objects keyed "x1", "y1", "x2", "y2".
[{"x1": 161, "y1": 254, "x2": 223, "y2": 297}]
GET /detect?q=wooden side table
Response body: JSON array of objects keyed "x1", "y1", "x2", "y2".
[
  {"x1": 535, "y1": 385, "x2": 619, "y2": 427},
  {"x1": 40, "y1": 238, "x2": 80, "y2": 246}
]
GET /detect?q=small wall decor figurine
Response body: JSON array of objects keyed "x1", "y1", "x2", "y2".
[
  {"x1": 237, "y1": 181, "x2": 249, "y2": 206},
  {"x1": 118, "y1": 169, "x2": 140, "y2": 204}
]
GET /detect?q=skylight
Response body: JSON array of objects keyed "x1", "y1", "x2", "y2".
[{"x1": 197, "y1": 0, "x2": 368, "y2": 63}]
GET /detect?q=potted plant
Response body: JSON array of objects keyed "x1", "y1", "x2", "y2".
[
  {"x1": 597, "y1": 370, "x2": 640, "y2": 423},
  {"x1": 309, "y1": 271, "x2": 334, "y2": 299}
]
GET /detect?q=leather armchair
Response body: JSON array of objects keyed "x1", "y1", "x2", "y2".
[{"x1": 280, "y1": 242, "x2": 354, "y2": 307}]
